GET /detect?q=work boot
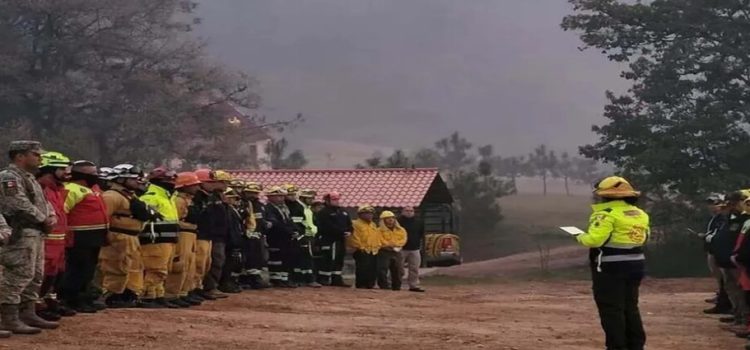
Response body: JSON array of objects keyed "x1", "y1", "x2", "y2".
[
  {"x1": 720, "y1": 316, "x2": 736, "y2": 324},
  {"x1": 55, "y1": 304, "x2": 77, "y2": 317},
  {"x1": 218, "y1": 282, "x2": 242, "y2": 294},
  {"x1": 409, "y1": 287, "x2": 427, "y2": 293},
  {"x1": 90, "y1": 299, "x2": 107, "y2": 311},
  {"x1": 305, "y1": 281, "x2": 322, "y2": 288},
  {"x1": 196, "y1": 289, "x2": 217, "y2": 301},
  {"x1": 64, "y1": 300, "x2": 96, "y2": 314},
  {"x1": 137, "y1": 299, "x2": 165, "y2": 309},
  {"x1": 155, "y1": 298, "x2": 180, "y2": 309},
  {"x1": 0, "y1": 304, "x2": 42, "y2": 335},
  {"x1": 181, "y1": 296, "x2": 202, "y2": 306},
  {"x1": 166, "y1": 298, "x2": 190, "y2": 308},
  {"x1": 250, "y1": 276, "x2": 271, "y2": 290},
  {"x1": 203, "y1": 290, "x2": 228, "y2": 300},
  {"x1": 105, "y1": 294, "x2": 136, "y2": 309},
  {"x1": 36, "y1": 309, "x2": 61, "y2": 322},
  {"x1": 20, "y1": 302, "x2": 59, "y2": 330},
  {"x1": 317, "y1": 277, "x2": 331, "y2": 286},
  {"x1": 190, "y1": 290, "x2": 208, "y2": 302},
  {"x1": 46, "y1": 298, "x2": 75, "y2": 318},
  {"x1": 331, "y1": 277, "x2": 350, "y2": 288},
  {"x1": 0, "y1": 330, "x2": 9, "y2": 338},
  {"x1": 705, "y1": 306, "x2": 731, "y2": 315}
]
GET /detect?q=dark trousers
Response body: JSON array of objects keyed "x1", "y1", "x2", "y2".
[
  {"x1": 243, "y1": 237, "x2": 266, "y2": 274},
  {"x1": 317, "y1": 238, "x2": 345, "y2": 284},
  {"x1": 292, "y1": 237, "x2": 315, "y2": 283},
  {"x1": 61, "y1": 245, "x2": 100, "y2": 304},
  {"x1": 377, "y1": 249, "x2": 403, "y2": 290},
  {"x1": 717, "y1": 279, "x2": 732, "y2": 311},
  {"x1": 203, "y1": 241, "x2": 226, "y2": 291},
  {"x1": 592, "y1": 269, "x2": 646, "y2": 350},
  {"x1": 353, "y1": 251, "x2": 377, "y2": 289},
  {"x1": 220, "y1": 244, "x2": 242, "y2": 288},
  {"x1": 268, "y1": 238, "x2": 291, "y2": 282}
]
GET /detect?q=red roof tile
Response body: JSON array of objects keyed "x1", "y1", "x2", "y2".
[{"x1": 228, "y1": 168, "x2": 447, "y2": 208}]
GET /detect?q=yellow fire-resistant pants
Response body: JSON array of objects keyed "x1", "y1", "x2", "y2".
[
  {"x1": 141, "y1": 243, "x2": 175, "y2": 299},
  {"x1": 164, "y1": 232, "x2": 197, "y2": 298},
  {"x1": 99, "y1": 232, "x2": 143, "y2": 295},
  {"x1": 193, "y1": 240, "x2": 212, "y2": 291}
]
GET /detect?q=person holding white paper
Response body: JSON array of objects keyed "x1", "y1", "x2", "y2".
[{"x1": 575, "y1": 176, "x2": 650, "y2": 350}]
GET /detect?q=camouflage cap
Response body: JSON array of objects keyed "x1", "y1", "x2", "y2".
[{"x1": 9, "y1": 140, "x2": 43, "y2": 154}]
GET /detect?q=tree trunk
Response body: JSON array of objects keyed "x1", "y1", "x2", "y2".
[
  {"x1": 542, "y1": 172, "x2": 547, "y2": 196},
  {"x1": 564, "y1": 176, "x2": 570, "y2": 196}
]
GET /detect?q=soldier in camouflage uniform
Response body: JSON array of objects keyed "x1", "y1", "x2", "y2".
[{"x1": 0, "y1": 141, "x2": 60, "y2": 335}]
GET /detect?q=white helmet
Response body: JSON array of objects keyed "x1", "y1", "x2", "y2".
[
  {"x1": 112, "y1": 164, "x2": 144, "y2": 179},
  {"x1": 98, "y1": 167, "x2": 116, "y2": 181}
]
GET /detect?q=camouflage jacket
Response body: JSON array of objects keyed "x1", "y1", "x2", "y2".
[{"x1": 0, "y1": 164, "x2": 51, "y2": 236}]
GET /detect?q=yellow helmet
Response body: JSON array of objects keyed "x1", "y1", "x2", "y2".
[
  {"x1": 243, "y1": 182, "x2": 263, "y2": 193},
  {"x1": 213, "y1": 170, "x2": 233, "y2": 182},
  {"x1": 299, "y1": 189, "x2": 317, "y2": 198},
  {"x1": 229, "y1": 179, "x2": 246, "y2": 189},
  {"x1": 380, "y1": 210, "x2": 396, "y2": 219},
  {"x1": 224, "y1": 187, "x2": 240, "y2": 198},
  {"x1": 357, "y1": 205, "x2": 375, "y2": 214},
  {"x1": 593, "y1": 176, "x2": 641, "y2": 199},
  {"x1": 266, "y1": 186, "x2": 287, "y2": 196},
  {"x1": 283, "y1": 184, "x2": 299, "y2": 194},
  {"x1": 41, "y1": 151, "x2": 71, "y2": 168}
]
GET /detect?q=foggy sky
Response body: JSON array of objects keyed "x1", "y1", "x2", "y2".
[{"x1": 194, "y1": 0, "x2": 627, "y2": 166}]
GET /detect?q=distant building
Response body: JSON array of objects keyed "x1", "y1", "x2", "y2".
[{"x1": 213, "y1": 102, "x2": 272, "y2": 169}]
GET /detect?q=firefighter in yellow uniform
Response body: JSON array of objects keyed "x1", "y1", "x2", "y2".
[
  {"x1": 575, "y1": 176, "x2": 649, "y2": 350},
  {"x1": 348, "y1": 205, "x2": 381, "y2": 289},
  {"x1": 377, "y1": 211, "x2": 407, "y2": 291},
  {"x1": 99, "y1": 164, "x2": 159, "y2": 309},
  {"x1": 164, "y1": 172, "x2": 203, "y2": 307},
  {"x1": 138, "y1": 168, "x2": 181, "y2": 309}
]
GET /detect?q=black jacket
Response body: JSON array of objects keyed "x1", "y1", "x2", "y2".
[
  {"x1": 192, "y1": 190, "x2": 230, "y2": 242},
  {"x1": 712, "y1": 212, "x2": 748, "y2": 269},
  {"x1": 286, "y1": 199, "x2": 306, "y2": 236},
  {"x1": 226, "y1": 204, "x2": 244, "y2": 247},
  {"x1": 398, "y1": 216, "x2": 424, "y2": 251},
  {"x1": 316, "y1": 205, "x2": 353, "y2": 242},
  {"x1": 265, "y1": 203, "x2": 295, "y2": 244},
  {"x1": 250, "y1": 198, "x2": 268, "y2": 235}
]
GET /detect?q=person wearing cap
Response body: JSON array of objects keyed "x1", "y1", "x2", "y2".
[
  {"x1": 701, "y1": 194, "x2": 732, "y2": 315},
  {"x1": 399, "y1": 206, "x2": 426, "y2": 293},
  {"x1": 295, "y1": 188, "x2": 320, "y2": 288},
  {"x1": 348, "y1": 205, "x2": 380, "y2": 289},
  {"x1": 34, "y1": 152, "x2": 75, "y2": 321},
  {"x1": 239, "y1": 182, "x2": 271, "y2": 290},
  {"x1": 713, "y1": 191, "x2": 750, "y2": 331},
  {"x1": 98, "y1": 164, "x2": 160, "y2": 309},
  {"x1": 218, "y1": 188, "x2": 245, "y2": 294},
  {"x1": 0, "y1": 141, "x2": 58, "y2": 336},
  {"x1": 730, "y1": 192, "x2": 750, "y2": 339},
  {"x1": 164, "y1": 172, "x2": 204, "y2": 307},
  {"x1": 315, "y1": 192, "x2": 353, "y2": 287},
  {"x1": 139, "y1": 167, "x2": 182, "y2": 308},
  {"x1": 191, "y1": 169, "x2": 231, "y2": 300},
  {"x1": 574, "y1": 176, "x2": 649, "y2": 350},
  {"x1": 265, "y1": 186, "x2": 297, "y2": 288},
  {"x1": 283, "y1": 184, "x2": 311, "y2": 287},
  {"x1": 376, "y1": 211, "x2": 407, "y2": 291},
  {"x1": 228, "y1": 180, "x2": 257, "y2": 291},
  {"x1": 61, "y1": 160, "x2": 109, "y2": 314}
]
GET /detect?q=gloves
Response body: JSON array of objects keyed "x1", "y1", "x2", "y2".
[{"x1": 130, "y1": 198, "x2": 163, "y2": 222}]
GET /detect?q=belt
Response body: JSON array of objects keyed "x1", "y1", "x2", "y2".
[{"x1": 600, "y1": 254, "x2": 646, "y2": 263}]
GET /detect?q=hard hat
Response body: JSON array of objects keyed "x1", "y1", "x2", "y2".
[
  {"x1": 213, "y1": 170, "x2": 233, "y2": 182},
  {"x1": 112, "y1": 164, "x2": 143, "y2": 179},
  {"x1": 98, "y1": 167, "x2": 116, "y2": 181},
  {"x1": 243, "y1": 182, "x2": 263, "y2": 193},
  {"x1": 229, "y1": 179, "x2": 246, "y2": 189},
  {"x1": 313, "y1": 197, "x2": 324, "y2": 205},
  {"x1": 148, "y1": 167, "x2": 177, "y2": 183},
  {"x1": 324, "y1": 192, "x2": 341, "y2": 201},
  {"x1": 40, "y1": 152, "x2": 71, "y2": 169},
  {"x1": 175, "y1": 172, "x2": 201, "y2": 189},
  {"x1": 357, "y1": 205, "x2": 375, "y2": 214},
  {"x1": 266, "y1": 186, "x2": 287, "y2": 196},
  {"x1": 705, "y1": 193, "x2": 725, "y2": 206},
  {"x1": 299, "y1": 189, "x2": 316, "y2": 198},
  {"x1": 380, "y1": 210, "x2": 396, "y2": 219},
  {"x1": 195, "y1": 169, "x2": 214, "y2": 182},
  {"x1": 224, "y1": 187, "x2": 240, "y2": 198},
  {"x1": 593, "y1": 176, "x2": 640, "y2": 199},
  {"x1": 283, "y1": 184, "x2": 299, "y2": 194}
]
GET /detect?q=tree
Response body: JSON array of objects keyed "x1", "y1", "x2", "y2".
[
  {"x1": 562, "y1": 0, "x2": 750, "y2": 199},
  {"x1": 0, "y1": 1, "x2": 294, "y2": 166},
  {"x1": 527, "y1": 145, "x2": 558, "y2": 196},
  {"x1": 558, "y1": 152, "x2": 574, "y2": 196},
  {"x1": 265, "y1": 138, "x2": 308, "y2": 169},
  {"x1": 434, "y1": 132, "x2": 475, "y2": 172}
]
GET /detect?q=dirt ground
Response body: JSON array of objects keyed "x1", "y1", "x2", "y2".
[{"x1": 2, "y1": 277, "x2": 743, "y2": 350}]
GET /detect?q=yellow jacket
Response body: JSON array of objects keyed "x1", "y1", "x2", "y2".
[
  {"x1": 379, "y1": 222, "x2": 407, "y2": 249},
  {"x1": 577, "y1": 200, "x2": 650, "y2": 271},
  {"x1": 348, "y1": 219, "x2": 381, "y2": 255},
  {"x1": 102, "y1": 184, "x2": 144, "y2": 234},
  {"x1": 173, "y1": 192, "x2": 197, "y2": 233}
]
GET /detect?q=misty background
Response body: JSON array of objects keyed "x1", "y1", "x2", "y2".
[{"x1": 195, "y1": 0, "x2": 626, "y2": 167}]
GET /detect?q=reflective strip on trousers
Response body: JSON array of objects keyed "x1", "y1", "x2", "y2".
[
  {"x1": 268, "y1": 261, "x2": 283, "y2": 266},
  {"x1": 600, "y1": 254, "x2": 646, "y2": 263},
  {"x1": 332, "y1": 271, "x2": 342, "y2": 276},
  {"x1": 300, "y1": 269, "x2": 313, "y2": 275},
  {"x1": 247, "y1": 269, "x2": 262, "y2": 275},
  {"x1": 318, "y1": 271, "x2": 332, "y2": 276},
  {"x1": 320, "y1": 246, "x2": 332, "y2": 251}
]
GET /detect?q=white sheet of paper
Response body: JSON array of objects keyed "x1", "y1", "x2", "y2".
[{"x1": 559, "y1": 226, "x2": 585, "y2": 236}]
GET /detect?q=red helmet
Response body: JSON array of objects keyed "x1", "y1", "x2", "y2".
[
  {"x1": 195, "y1": 168, "x2": 214, "y2": 182},
  {"x1": 175, "y1": 172, "x2": 201, "y2": 189},
  {"x1": 148, "y1": 167, "x2": 177, "y2": 183},
  {"x1": 324, "y1": 192, "x2": 341, "y2": 201}
]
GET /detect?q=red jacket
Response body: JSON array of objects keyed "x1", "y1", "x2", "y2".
[
  {"x1": 37, "y1": 176, "x2": 70, "y2": 247},
  {"x1": 65, "y1": 182, "x2": 109, "y2": 247}
]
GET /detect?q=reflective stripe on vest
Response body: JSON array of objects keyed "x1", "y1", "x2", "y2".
[
  {"x1": 600, "y1": 253, "x2": 646, "y2": 263},
  {"x1": 45, "y1": 233, "x2": 66, "y2": 240}
]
